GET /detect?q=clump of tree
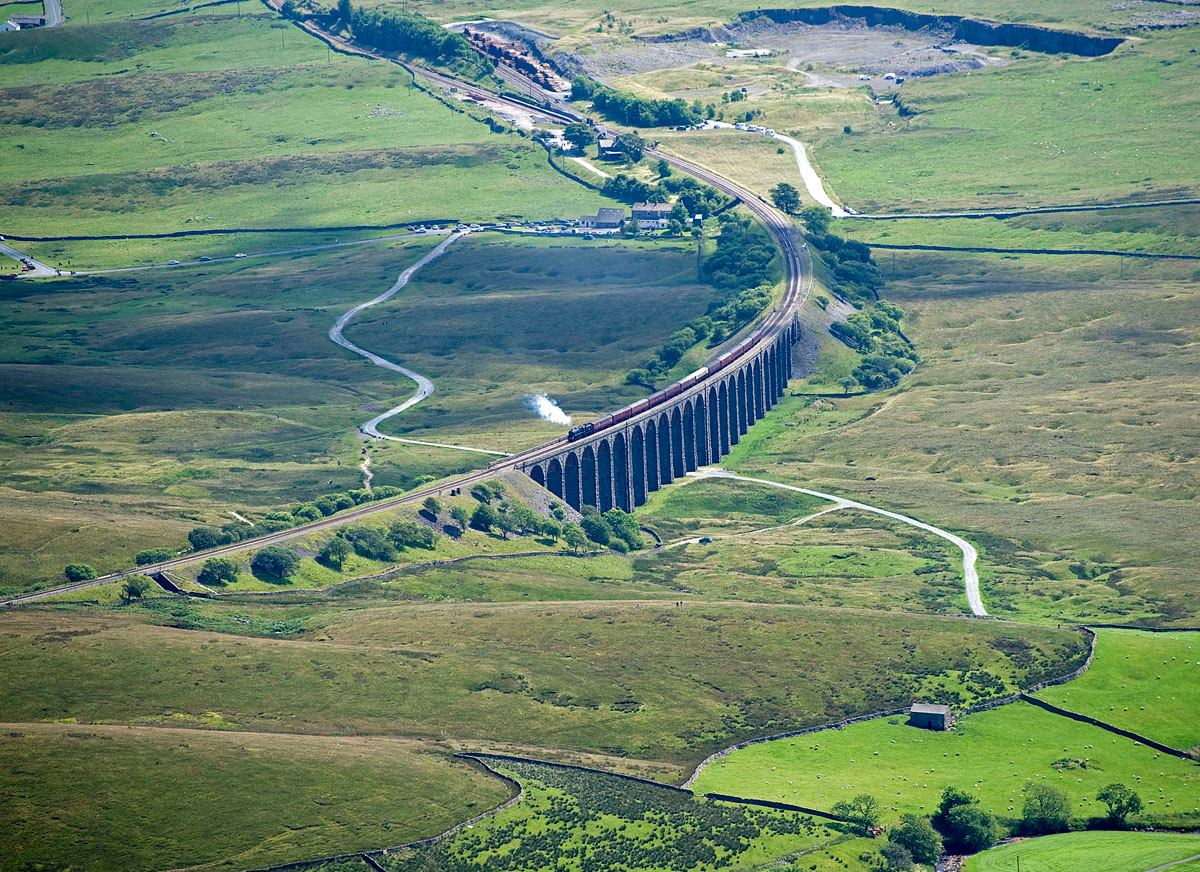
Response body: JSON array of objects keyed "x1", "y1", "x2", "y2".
[
  {"x1": 1096, "y1": 782, "x2": 1142, "y2": 828},
  {"x1": 600, "y1": 174, "x2": 727, "y2": 223},
  {"x1": 1021, "y1": 780, "x2": 1072, "y2": 835},
  {"x1": 571, "y1": 76, "x2": 701, "y2": 127},
  {"x1": 64, "y1": 563, "x2": 96, "y2": 582},
  {"x1": 626, "y1": 213, "x2": 775, "y2": 388},
  {"x1": 887, "y1": 814, "x2": 941, "y2": 865},
  {"x1": 120, "y1": 575, "x2": 152, "y2": 602},
  {"x1": 769, "y1": 182, "x2": 800, "y2": 215},
  {"x1": 931, "y1": 787, "x2": 1000, "y2": 854},
  {"x1": 197, "y1": 557, "x2": 239, "y2": 586},
  {"x1": 135, "y1": 547, "x2": 176, "y2": 566},
  {"x1": 801, "y1": 206, "x2": 883, "y2": 305},
  {"x1": 829, "y1": 300, "x2": 919, "y2": 391},
  {"x1": 250, "y1": 546, "x2": 299, "y2": 583},
  {"x1": 562, "y1": 122, "x2": 596, "y2": 152},
  {"x1": 317, "y1": 536, "x2": 352, "y2": 570},
  {"x1": 343, "y1": 2, "x2": 492, "y2": 77},
  {"x1": 832, "y1": 793, "x2": 881, "y2": 832},
  {"x1": 579, "y1": 506, "x2": 643, "y2": 552}
]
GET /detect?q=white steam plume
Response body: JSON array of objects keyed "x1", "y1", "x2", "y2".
[{"x1": 525, "y1": 394, "x2": 572, "y2": 426}]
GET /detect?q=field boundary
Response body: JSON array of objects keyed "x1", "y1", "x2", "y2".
[
  {"x1": 1020, "y1": 694, "x2": 1197, "y2": 761},
  {"x1": 848, "y1": 197, "x2": 1200, "y2": 221},
  {"x1": 865, "y1": 242, "x2": 1200, "y2": 260}
]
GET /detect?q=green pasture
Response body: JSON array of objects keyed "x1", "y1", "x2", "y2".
[
  {"x1": 1036, "y1": 629, "x2": 1200, "y2": 755},
  {"x1": 965, "y1": 831, "x2": 1200, "y2": 872},
  {"x1": 0, "y1": 604, "x2": 1086, "y2": 771},
  {"x1": 693, "y1": 701, "x2": 1200, "y2": 829},
  {"x1": 637, "y1": 476, "x2": 829, "y2": 540},
  {"x1": 0, "y1": 724, "x2": 505, "y2": 872}
]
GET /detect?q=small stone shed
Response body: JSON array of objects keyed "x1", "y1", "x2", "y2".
[{"x1": 908, "y1": 703, "x2": 953, "y2": 731}]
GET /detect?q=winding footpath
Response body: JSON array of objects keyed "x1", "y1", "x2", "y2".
[
  {"x1": 327, "y1": 231, "x2": 509, "y2": 458},
  {"x1": 691, "y1": 468, "x2": 987, "y2": 617}
]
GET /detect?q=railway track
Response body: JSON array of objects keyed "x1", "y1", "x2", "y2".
[{"x1": 0, "y1": 24, "x2": 808, "y2": 609}]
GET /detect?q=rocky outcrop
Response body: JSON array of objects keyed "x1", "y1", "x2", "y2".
[{"x1": 741, "y1": 6, "x2": 1123, "y2": 57}]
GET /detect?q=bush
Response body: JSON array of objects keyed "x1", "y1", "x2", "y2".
[
  {"x1": 342, "y1": 526, "x2": 395, "y2": 561},
  {"x1": 1097, "y1": 783, "x2": 1142, "y2": 827},
  {"x1": 580, "y1": 512, "x2": 610, "y2": 545},
  {"x1": 318, "y1": 536, "x2": 352, "y2": 570},
  {"x1": 64, "y1": 563, "x2": 97, "y2": 582},
  {"x1": 187, "y1": 526, "x2": 230, "y2": 551},
  {"x1": 422, "y1": 496, "x2": 441, "y2": 518},
  {"x1": 120, "y1": 575, "x2": 152, "y2": 602},
  {"x1": 291, "y1": 504, "x2": 322, "y2": 522},
  {"x1": 880, "y1": 842, "x2": 913, "y2": 872},
  {"x1": 471, "y1": 503, "x2": 500, "y2": 532},
  {"x1": 250, "y1": 546, "x2": 299, "y2": 582},
  {"x1": 135, "y1": 547, "x2": 176, "y2": 566},
  {"x1": 389, "y1": 519, "x2": 437, "y2": 550},
  {"x1": 197, "y1": 557, "x2": 239, "y2": 586},
  {"x1": 933, "y1": 788, "x2": 999, "y2": 854},
  {"x1": 888, "y1": 814, "x2": 941, "y2": 864},
  {"x1": 1022, "y1": 780, "x2": 1072, "y2": 835}
]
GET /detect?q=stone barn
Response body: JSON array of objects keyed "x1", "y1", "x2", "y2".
[{"x1": 908, "y1": 703, "x2": 953, "y2": 731}]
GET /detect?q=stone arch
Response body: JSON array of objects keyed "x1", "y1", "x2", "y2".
[
  {"x1": 644, "y1": 419, "x2": 661, "y2": 492},
  {"x1": 695, "y1": 393, "x2": 710, "y2": 467},
  {"x1": 597, "y1": 439, "x2": 614, "y2": 512},
  {"x1": 725, "y1": 375, "x2": 741, "y2": 446},
  {"x1": 613, "y1": 432, "x2": 631, "y2": 511},
  {"x1": 581, "y1": 444, "x2": 598, "y2": 509},
  {"x1": 547, "y1": 457, "x2": 564, "y2": 498},
  {"x1": 682, "y1": 401, "x2": 697, "y2": 472},
  {"x1": 752, "y1": 357, "x2": 765, "y2": 419},
  {"x1": 630, "y1": 427, "x2": 646, "y2": 506},
  {"x1": 656, "y1": 412, "x2": 673, "y2": 485},
  {"x1": 530, "y1": 464, "x2": 546, "y2": 488},
  {"x1": 736, "y1": 368, "x2": 749, "y2": 435},
  {"x1": 716, "y1": 381, "x2": 730, "y2": 455},
  {"x1": 670, "y1": 407, "x2": 686, "y2": 477},
  {"x1": 564, "y1": 452, "x2": 581, "y2": 509}
]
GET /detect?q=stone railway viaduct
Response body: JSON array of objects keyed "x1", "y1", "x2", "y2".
[{"x1": 519, "y1": 323, "x2": 799, "y2": 512}]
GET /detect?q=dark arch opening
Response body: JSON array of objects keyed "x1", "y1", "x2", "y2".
[
  {"x1": 597, "y1": 440, "x2": 613, "y2": 512},
  {"x1": 547, "y1": 458, "x2": 564, "y2": 498},
  {"x1": 530, "y1": 465, "x2": 546, "y2": 488},
  {"x1": 581, "y1": 445, "x2": 598, "y2": 509},
  {"x1": 564, "y1": 452, "x2": 581, "y2": 510},
  {"x1": 682, "y1": 402, "x2": 696, "y2": 472},
  {"x1": 630, "y1": 428, "x2": 646, "y2": 506},
  {"x1": 716, "y1": 382, "x2": 730, "y2": 455},
  {"x1": 644, "y1": 420, "x2": 660, "y2": 492},
  {"x1": 613, "y1": 432, "x2": 631, "y2": 510}
]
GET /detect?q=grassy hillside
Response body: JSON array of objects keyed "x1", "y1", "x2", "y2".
[
  {"x1": 0, "y1": 724, "x2": 506, "y2": 872},
  {"x1": 1035, "y1": 629, "x2": 1200, "y2": 754}
]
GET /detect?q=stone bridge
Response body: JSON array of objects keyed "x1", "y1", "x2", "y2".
[{"x1": 519, "y1": 322, "x2": 799, "y2": 512}]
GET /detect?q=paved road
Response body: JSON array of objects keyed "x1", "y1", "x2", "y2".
[
  {"x1": 0, "y1": 241, "x2": 58, "y2": 278},
  {"x1": 691, "y1": 468, "x2": 987, "y2": 617},
  {"x1": 43, "y1": 0, "x2": 63, "y2": 27},
  {"x1": 1146, "y1": 852, "x2": 1200, "y2": 872}
]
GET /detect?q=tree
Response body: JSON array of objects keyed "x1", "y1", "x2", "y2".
[
  {"x1": 832, "y1": 793, "x2": 881, "y2": 831},
  {"x1": 471, "y1": 503, "x2": 499, "y2": 532},
  {"x1": 389, "y1": 519, "x2": 437, "y2": 550},
  {"x1": 933, "y1": 788, "x2": 999, "y2": 854},
  {"x1": 336, "y1": 0, "x2": 351, "y2": 23},
  {"x1": 422, "y1": 496, "x2": 442, "y2": 518},
  {"x1": 1097, "y1": 783, "x2": 1143, "y2": 827},
  {"x1": 197, "y1": 557, "x2": 239, "y2": 586},
  {"x1": 250, "y1": 546, "x2": 299, "y2": 582},
  {"x1": 942, "y1": 805, "x2": 999, "y2": 853},
  {"x1": 343, "y1": 526, "x2": 394, "y2": 560},
  {"x1": 317, "y1": 536, "x2": 351, "y2": 570},
  {"x1": 120, "y1": 575, "x2": 152, "y2": 602},
  {"x1": 888, "y1": 814, "x2": 941, "y2": 865},
  {"x1": 563, "y1": 523, "x2": 589, "y2": 553},
  {"x1": 879, "y1": 842, "x2": 913, "y2": 872},
  {"x1": 135, "y1": 547, "x2": 175, "y2": 566},
  {"x1": 1022, "y1": 780, "x2": 1072, "y2": 835},
  {"x1": 450, "y1": 505, "x2": 470, "y2": 529},
  {"x1": 615, "y1": 131, "x2": 644, "y2": 162},
  {"x1": 800, "y1": 204, "x2": 831, "y2": 235},
  {"x1": 562, "y1": 122, "x2": 595, "y2": 151},
  {"x1": 187, "y1": 526, "x2": 230, "y2": 551},
  {"x1": 770, "y1": 182, "x2": 801, "y2": 215},
  {"x1": 656, "y1": 158, "x2": 671, "y2": 177},
  {"x1": 580, "y1": 512, "x2": 611, "y2": 545},
  {"x1": 64, "y1": 563, "x2": 96, "y2": 582}
]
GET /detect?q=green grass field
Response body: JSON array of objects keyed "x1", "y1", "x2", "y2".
[
  {"x1": 692, "y1": 700, "x2": 1200, "y2": 829},
  {"x1": 964, "y1": 831, "x2": 1200, "y2": 872},
  {"x1": 0, "y1": 723, "x2": 507, "y2": 872},
  {"x1": 1036, "y1": 629, "x2": 1200, "y2": 755}
]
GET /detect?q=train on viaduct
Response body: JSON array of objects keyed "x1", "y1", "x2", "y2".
[{"x1": 515, "y1": 320, "x2": 799, "y2": 512}]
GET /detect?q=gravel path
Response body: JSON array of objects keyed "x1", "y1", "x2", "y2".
[{"x1": 691, "y1": 467, "x2": 987, "y2": 616}]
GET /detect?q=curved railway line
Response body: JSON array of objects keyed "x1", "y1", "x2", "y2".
[{"x1": 0, "y1": 63, "x2": 809, "y2": 608}]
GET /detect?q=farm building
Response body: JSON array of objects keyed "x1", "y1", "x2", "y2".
[
  {"x1": 579, "y1": 208, "x2": 625, "y2": 230},
  {"x1": 908, "y1": 703, "x2": 953, "y2": 731},
  {"x1": 631, "y1": 203, "x2": 672, "y2": 229},
  {"x1": 597, "y1": 136, "x2": 626, "y2": 161}
]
